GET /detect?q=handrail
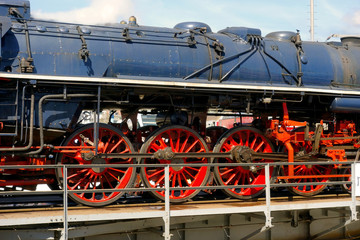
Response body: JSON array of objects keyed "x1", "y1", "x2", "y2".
[{"x1": 0, "y1": 161, "x2": 358, "y2": 240}]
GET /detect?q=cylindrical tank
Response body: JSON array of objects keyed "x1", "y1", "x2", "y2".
[{"x1": 0, "y1": 0, "x2": 359, "y2": 91}]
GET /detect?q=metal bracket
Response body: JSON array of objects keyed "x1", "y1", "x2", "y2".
[
  {"x1": 77, "y1": 26, "x2": 90, "y2": 62},
  {"x1": 122, "y1": 28, "x2": 132, "y2": 42},
  {"x1": 311, "y1": 124, "x2": 323, "y2": 154},
  {"x1": 187, "y1": 32, "x2": 196, "y2": 46}
]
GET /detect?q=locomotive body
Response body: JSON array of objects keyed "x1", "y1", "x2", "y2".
[
  {"x1": 3, "y1": 1, "x2": 360, "y2": 88},
  {"x1": 0, "y1": 0, "x2": 360, "y2": 206}
]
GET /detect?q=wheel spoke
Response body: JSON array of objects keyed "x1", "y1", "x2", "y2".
[
  {"x1": 159, "y1": 138, "x2": 168, "y2": 149},
  {"x1": 104, "y1": 174, "x2": 114, "y2": 189},
  {"x1": 184, "y1": 168, "x2": 196, "y2": 179},
  {"x1": 176, "y1": 130, "x2": 181, "y2": 152},
  {"x1": 222, "y1": 143, "x2": 233, "y2": 152},
  {"x1": 108, "y1": 167, "x2": 126, "y2": 174},
  {"x1": 253, "y1": 141, "x2": 265, "y2": 152},
  {"x1": 155, "y1": 174, "x2": 165, "y2": 186},
  {"x1": 169, "y1": 131, "x2": 175, "y2": 150},
  {"x1": 148, "y1": 168, "x2": 164, "y2": 179},
  {"x1": 245, "y1": 131, "x2": 250, "y2": 146},
  {"x1": 69, "y1": 170, "x2": 91, "y2": 190},
  {"x1": 103, "y1": 132, "x2": 114, "y2": 152},
  {"x1": 109, "y1": 138, "x2": 124, "y2": 153},
  {"x1": 107, "y1": 171, "x2": 122, "y2": 183},
  {"x1": 250, "y1": 136, "x2": 258, "y2": 149},
  {"x1": 180, "y1": 172, "x2": 190, "y2": 186},
  {"x1": 240, "y1": 172, "x2": 246, "y2": 185},
  {"x1": 225, "y1": 173, "x2": 237, "y2": 185},
  {"x1": 220, "y1": 167, "x2": 235, "y2": 176},
  {"x1": 180, "y1": 134, "x2": 190, "y2": 152},
  {"x1": 249, "y1": 171, "x2": 257, "y2": 182},
  {"x1": 185, "y1": 139, "x2": 200, "y2": 153},
  {"x1": 151, "y1": 143, "x2": 163, "y2": 152},
  {"x1": 178, "y1": 173, "x2": 184, "y2": 195},
  {"x1": 171, "y1": 173, "x2": 177, "y2": 188},
  {"x1": 92, "y1": 175, "x2": 98, "y2": 200},
  {"x1": 185, "y1": 166, "x2": 200, "y2": 173},
  {"x1": 67, "y1": 169, "x2": 88, "y2": 180},
  {"x1": 229, "y1": 137, "x2": 239, "y2": 147}
]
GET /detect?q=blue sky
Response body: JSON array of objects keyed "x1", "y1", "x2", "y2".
[{"x1": 29, "y1": 0, "x2": 360, "y2": 41}]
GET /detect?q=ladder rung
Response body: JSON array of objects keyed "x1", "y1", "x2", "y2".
[
  {"x1": 0, "y1": 116, "x2": 19, "y2": 121},
  {"x1": 0, "y1": 88, "x2": 17, "y2": 91},
  {"x1": 0, "y1": 103, "x2": 17, "y2": 106},
  {"x1": 0, "y1": 133, "x2": 17, "y2": 136}
]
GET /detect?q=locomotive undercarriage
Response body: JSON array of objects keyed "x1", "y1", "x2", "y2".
[{"x1": 0, "y1": 80, "x2": 357, "y2": 206}]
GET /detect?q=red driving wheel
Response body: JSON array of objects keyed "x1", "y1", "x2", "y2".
[
  {"x1": 57, "y1": 123, "x2": 136, "y2": 206},
  {"x1": 282, "y1": 128, "x2": 333, "y2": 197},
  {"x1": 140, "y1": 125, "x2": 210, "y2": 202},
  {"x1": 213, "y1": 127, "x2": 274, "y2": 199}
]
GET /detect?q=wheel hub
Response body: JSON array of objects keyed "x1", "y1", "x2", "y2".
[
  {"x1": 91, "y1": 157, "x2": 107, "y2": 173},
  {"x1": 171, "y1": 158, "x2": 185, "y2": 171},
  {"x1": 81, "y1": 150, "x2": 95, "y2": 161},
  {"x1": 231, "y1": 145, "x2": 254, "y2": 171}
]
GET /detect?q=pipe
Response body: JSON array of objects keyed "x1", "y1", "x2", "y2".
[
  {"x1": 0, "y1": 90, "x2": 34, "y2": 151},
  {"x1": 184, "y1": 45, "x2": 254, "y2": 80},
  {"x1": 220, "y1": 44, "x2": 257, "y2": 82},
  {"x1": 20, "y1": 85, "x2": 31, "y2": 142},
  {"x1": 25, "y1": 93, "x2": 96, "y2": 155}
]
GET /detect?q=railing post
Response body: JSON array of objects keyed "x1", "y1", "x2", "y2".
[
  {"x1": 264, "y1": 164, "x2": 273, "y2": 230},
  {"x1": 61, "y1": 165, "x2": 68, "y2": 240},
  {"x1": 163, "y1": 165, "x2": 172, "y2": 240},
  {"x1": 350, "y1": 162, "x2": 358, "y2": 222}
]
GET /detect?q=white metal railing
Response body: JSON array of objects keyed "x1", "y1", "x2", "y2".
[{"x1": 0, "y1": 161, "x2": 358, "y2": 240}]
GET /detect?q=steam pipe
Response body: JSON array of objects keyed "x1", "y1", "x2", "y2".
[
  {"x1": 25, "y1": 93, "x2": 96, "y2": 155},
  {"x1": 184, "y1": 46, "x2": 254, "y2": 80},
  {"x1": 0, "y1": 90, "x2": 34, "y2": 151}
]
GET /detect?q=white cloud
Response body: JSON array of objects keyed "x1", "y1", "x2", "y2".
[
  {"x1": 320, "y1": 0, "x2": 344, "y2": 19},
  {"x1": 31, "y1": 0, "x2": 134, "y2": 25},
  {"x1": 348, "y1": 11, "x2": 360, "y2": 26}
]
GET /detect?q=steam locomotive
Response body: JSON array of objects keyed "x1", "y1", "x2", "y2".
[{"x1": 0, "y1": 0, "x2": 359, "y2": 206}]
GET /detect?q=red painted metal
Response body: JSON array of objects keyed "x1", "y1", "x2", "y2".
[
  {"x1": 268, "y1": 103, "x2": 357, "y2": 196},
  {"x1": 213, "y1": 127, "x2": 274, "y2": 199},
  {"x1": 140, "y1": 126, "x2": 210, "y2": 202},
  {"x1": 58, "y1": 124, "x2": 136, "y2": 206}
]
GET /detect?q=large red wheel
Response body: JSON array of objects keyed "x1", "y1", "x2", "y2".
[
  {"x1": 213, "y1": 127, "x2": 274, "y2": 199},
  {"x1": 282, "y1": 128, "x2": 333, "y2": 196},
  {"x1": 283, "y1": 163, "x2": 332, "y2": 196},
  {"x1": 140, "y1": 125, "x2": 210, "y2": 202},
  {"x1": 57, "y1": 123, "x2": 136, "y2": 206}
]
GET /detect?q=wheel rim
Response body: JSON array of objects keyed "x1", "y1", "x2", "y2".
[
  {"x1": 140, "y1": 126, "x2": 209, "y2": 202},
  {"x1": 213, "y1": 127, "x2": 274, "y2": 199},
  {"x1": 283, "y1": 140, "x2": 333, "y2": 196},
  {"x1": 58, "y1": 124, "x2": 136, "y2": 206}
]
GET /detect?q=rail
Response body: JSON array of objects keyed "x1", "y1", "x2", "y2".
[{"x1": 0, "y1": 161, "x2": 358, "y2": 240}]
